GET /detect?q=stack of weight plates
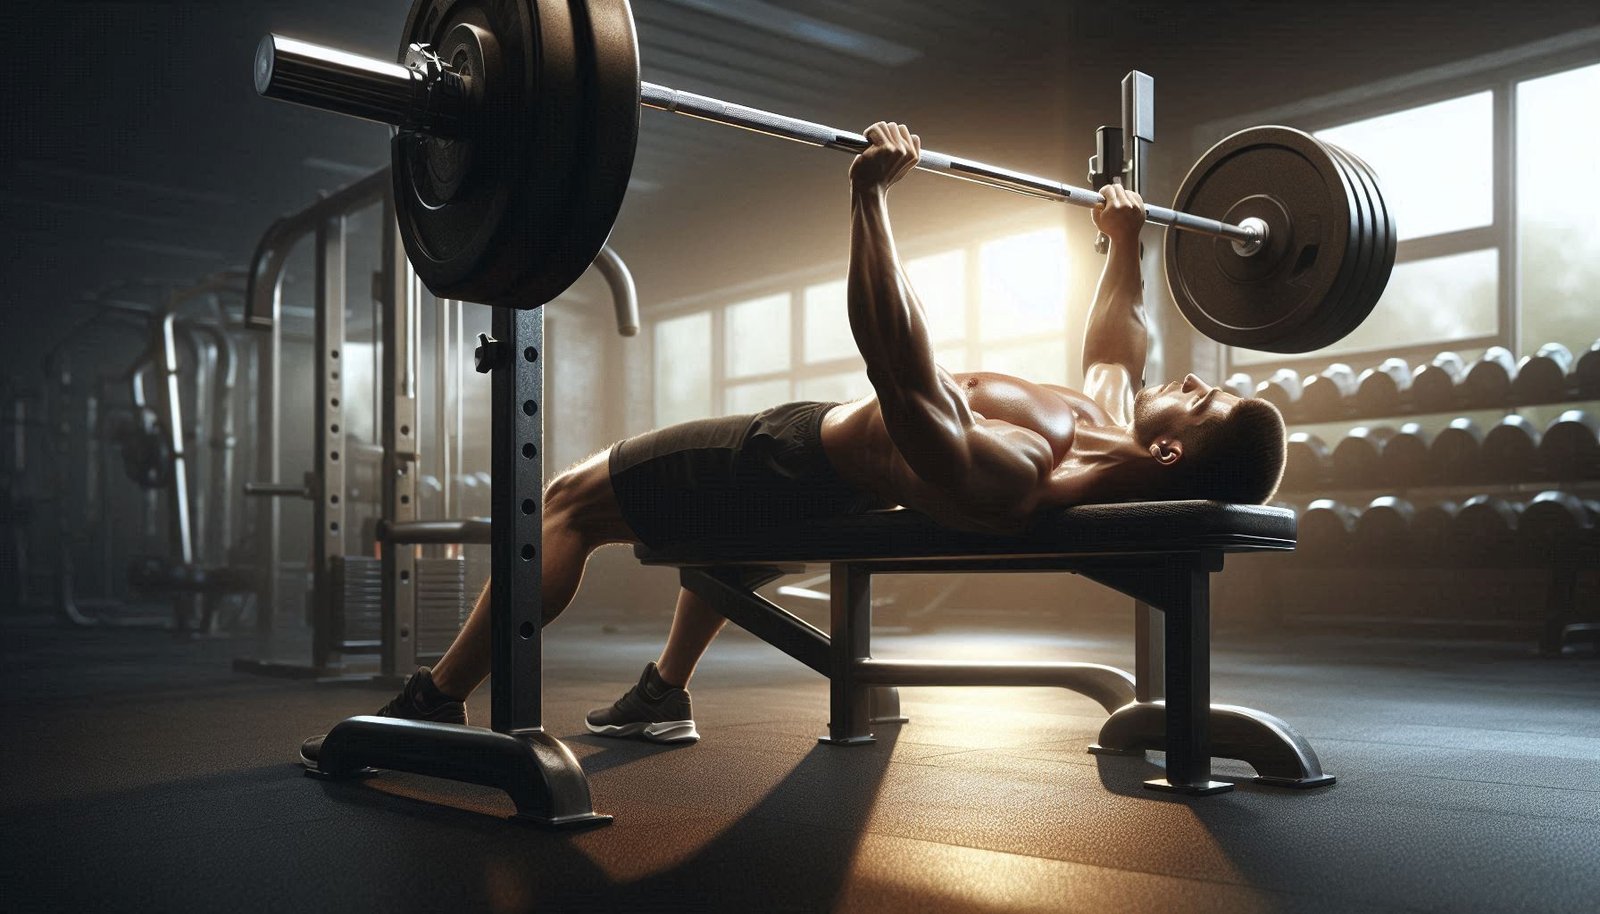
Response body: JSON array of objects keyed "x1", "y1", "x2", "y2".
[
  {"x1": 415, "y1": 556, "x2": 468, "y2": 658},
  {"x1": 332, "y1": 555, "x2": 384, "y2": 649},
  {"x1": 1165, "y1": 125, "x2": 1396, "y2": 354}
]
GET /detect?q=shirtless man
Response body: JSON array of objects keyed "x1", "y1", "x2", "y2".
[{"x1": 302, "y1": 122, "x2": 1286, "y2": 762}]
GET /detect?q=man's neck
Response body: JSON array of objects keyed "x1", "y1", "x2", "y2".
[{"x1": 1043, "y1": 425, "x2": 1156, "y2": 507}]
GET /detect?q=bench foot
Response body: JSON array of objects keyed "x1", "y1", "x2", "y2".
[
  {"x1": 869, "y1": 686, "x2": 909, "y2": 724},
  {"x1": 1144, "y1": 777, "x2": 1234, "y2": 795},
  {"x1": 313, "y1": 716, "x2": 612, "y2": 827},
  {"x1": 818, "y1": 734, "x2": 877, "y2": 746},
  {"x1": 1085, "y1": 744, "x2": 1145, "y2": 758},
  {"x1": 1092, "y1": 701, "x2": 1335, "y2": 789}
]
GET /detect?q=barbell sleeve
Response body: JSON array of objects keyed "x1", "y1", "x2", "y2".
[
  {"x1": 255, "y1": 34, "x2": 1263, "y2": 248},
  {"x1": 255, "y1": 35, "x2": 471, "y2": 135}
]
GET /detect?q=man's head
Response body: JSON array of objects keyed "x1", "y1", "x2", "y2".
[{"x1": 1130, "y1": 374, "x2": 1286, "y2": 504}]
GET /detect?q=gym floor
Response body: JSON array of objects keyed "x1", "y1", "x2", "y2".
[{"x1": 4, "y1": 609, "x2": 1597, "y2": 913}]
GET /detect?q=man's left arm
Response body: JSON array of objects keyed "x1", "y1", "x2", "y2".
[{"x1": 1080, "y1": 182, "x2": 1148, "y2": 427}]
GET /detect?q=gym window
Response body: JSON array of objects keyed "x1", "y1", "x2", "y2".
[
  {"x1": 650, "y1": 226, "x2": 1070, "y2": 425},
  {"x1": 1221, "y1": 50, "x2": 1600, "y2": 371}
]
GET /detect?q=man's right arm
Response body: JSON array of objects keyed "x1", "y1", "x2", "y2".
[
  {"x1": 1080, "y1": 182, "x2": 1148, "y2": 427},
  {"x1": 848, "y1": 123, "x2": 1050, "y2": 507}
]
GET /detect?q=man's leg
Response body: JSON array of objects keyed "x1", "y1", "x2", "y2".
[
  {"x1": 584, "y1": 585, "x2": 719, "y2": 743},
  {"x1": 430, "y1": 447, "x2": 637, "y2": 698},
  {"x1": 656, "y1": 588, "x2": 728, "y2": 687}
]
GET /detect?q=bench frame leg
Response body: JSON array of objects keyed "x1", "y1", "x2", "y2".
[
  {"x1": 1087, "y1": 557, "x2": 1334, "y2": 792},
  {"x1": 821, "y1": 563, "x2": 876, "y2": 745},
  {"x1": 1151, "y1": 565, "x2": 1231, "y2": 794},
  {"x1": 679, "y1": 550, "x2": 1330, "y2": 795}
]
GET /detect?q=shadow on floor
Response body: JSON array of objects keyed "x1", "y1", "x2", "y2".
[{"x1": 5, "y1": 726, "x2": 903, "y2": 911}]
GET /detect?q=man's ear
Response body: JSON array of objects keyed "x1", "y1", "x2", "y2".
[{"x1": 1149, "y1": 439, "x2": 1183, "y2": 466}]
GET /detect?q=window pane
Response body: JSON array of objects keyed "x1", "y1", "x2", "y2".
[
  {"x1": 803, "y1": 279, "x2": 854, "y2": 364},
  {"x1": 654, "y1": 312, "x2": 712, "y2": 425},
  {"x1": 980, "y1": 339, "x2": 1068, "y2": 385},
  {"x1": 806, "y1": 250, "x2": 966, "y2": 364},
  {"x1": 936, "y1": 344, "x2": 974, "y2": 374},
  {"x1": 725, "y1": 293, "x2": 791, "y2": 378},
  {"x1": 725, "y1": 378, "x2": 791, "y2": 415},
  {"x1": 796, "y1": 371, "x2": 875, "y2": 403},
  {"x1": 1316, "y1": 92, "x2": 1492, "y2": 241},
  {"x1": 906, "y1": 249, "x2": 968, "y2": 343},
  {"x1": 1518, "y1": 62, "x2": 1600, "y2": 354},
  {"x1": 1232, "y1": 249, "x2": 1498, "y2": 365},
  {"x1": 980, "y1": 228, "x2": 1067, "y2": 341}
]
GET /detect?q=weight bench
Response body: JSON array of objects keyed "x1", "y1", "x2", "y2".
[{"x1": 636, "y1": 499, "x2": 1334, "y2": 795}]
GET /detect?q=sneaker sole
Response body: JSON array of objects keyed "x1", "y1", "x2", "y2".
[{"x1": 586, "y1": 719, "x2": 700, "y2": 743}]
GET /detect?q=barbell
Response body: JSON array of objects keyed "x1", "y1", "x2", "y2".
[{"x1": 254, "y1": 0, "x2": 1395, "y2": 354}]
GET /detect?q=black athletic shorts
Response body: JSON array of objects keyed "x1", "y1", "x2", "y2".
[{"x1": 608, "y1": 401, "x2": 885, "y2": 549}]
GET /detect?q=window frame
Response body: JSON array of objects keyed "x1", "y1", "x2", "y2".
[
  {"x1": 647, "y1": 216, "x2": 1070, "y2": 424},
  {"x1": 1197, "y1": 27, "x2": 1600, "y2": 376}
]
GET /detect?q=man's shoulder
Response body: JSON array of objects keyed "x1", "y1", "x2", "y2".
[{"x1": 1079, "y1": 363, "x2": 1137, "y2": 428}]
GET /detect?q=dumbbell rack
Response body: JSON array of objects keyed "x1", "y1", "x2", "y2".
[{"x1": 1258, "y1": 341, "x2": 1600, "y2": 654}]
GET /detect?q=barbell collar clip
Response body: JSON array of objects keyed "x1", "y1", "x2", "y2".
[{"x1": 1231, "y1": 217, "x2": 1270, "y2": 257}]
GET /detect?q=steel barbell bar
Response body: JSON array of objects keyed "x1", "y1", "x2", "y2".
[{"x1": 256, "y1": 35, "x2": 1266, "y2": 252}]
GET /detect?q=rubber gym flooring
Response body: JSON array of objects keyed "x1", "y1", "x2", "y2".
[{"x1": 3, "y1": 608, "x2": 1598, "y2": 913}]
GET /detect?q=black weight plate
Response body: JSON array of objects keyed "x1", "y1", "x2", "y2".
[
  {"x1": 1311, "y1": 142, "x2": 1379, "y2": 350},
  {"x1": 1319, "y1": 147, "x2": 1391, "y2": 349},
  {"x1": 1335, "y1": 147, "x2": 1397, "y2": 343},
  {"x1": 1313, "y1": 143, "x2": 1381, "y2": 350},
  {"x1": 396, "y1": 0, "x2": 564, "y2": 307},
  {"x1": 551, "y1": 0, "x2": 639, "y2": 309},
  {"x1": 396, "y1": 0, "x2": 639, "y2": 309},
  {"x1": 1290, "y1": 143, "x2": 1369, "y2": 352},
  {"x1": 1165, "y1": 126, "x2": 1364, "y2": 353},
  {"x1": 1333, "y1": 147, "x2": 1392, "y2": 347}
]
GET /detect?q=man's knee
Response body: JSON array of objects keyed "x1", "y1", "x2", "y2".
[{"x1": 544, "y1": 448, "x2": 632, "y2": 542}]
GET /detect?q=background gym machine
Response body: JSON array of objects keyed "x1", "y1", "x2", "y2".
[
  {"x1": 41, "y1": 276, "x2": 259, "y2": 633},
  {"x1": 233, "y1": 168, "x2": 640, "y2": 683}
]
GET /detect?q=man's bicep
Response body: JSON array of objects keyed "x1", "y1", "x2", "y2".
[{"x1": 1083, "y1": 362, "x2": 1136, "y2": 428}]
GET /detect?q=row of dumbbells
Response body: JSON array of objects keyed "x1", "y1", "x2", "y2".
[
  {"x1": 1282, "y1": 410, "x2": 1600, "y2": 491},
  {"x1": 1294, "y1": 490, "x2": 1600, "y2": 562},
  {"x1": 1229, "y1": 339, "x2": 1600, "y2": 423}
]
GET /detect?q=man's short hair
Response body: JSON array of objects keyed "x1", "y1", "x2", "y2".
[{"x1": 1177, "y1": 397, "x2": 1287, "y2": 504}]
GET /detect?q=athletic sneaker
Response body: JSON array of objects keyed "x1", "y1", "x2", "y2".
[
  {"x1": 298, "y1": 666, "x2": 468, "y2": 767},
  {"x1": 585, "y1": 662, "x2": 699, "y2": 744}
]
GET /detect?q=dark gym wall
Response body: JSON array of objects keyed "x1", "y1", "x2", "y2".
[{"x1": 0, "y1": 0, "x2": 406, "y2": 369}]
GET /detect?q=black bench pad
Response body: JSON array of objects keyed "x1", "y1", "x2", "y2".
[{"x1": 635, "y1": 500, "x2": 1296, "y2": 568}]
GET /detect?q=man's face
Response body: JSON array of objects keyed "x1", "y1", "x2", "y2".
[{"x1": 1133, "y1": 374, "x2": 1241, "y2": 443}]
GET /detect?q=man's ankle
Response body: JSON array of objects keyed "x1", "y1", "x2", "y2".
[
  {"x1": 649, "y1": 662, "x2": 686, "y2": 693},
  {"x1": 421, "y1": 667, "x2": 467, "y2": 703}
]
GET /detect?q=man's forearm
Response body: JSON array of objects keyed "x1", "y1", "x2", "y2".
[
  {"x1": 1081, "y1": 239, "x2": 1148, "y2": 383},
  {"x1": 848, "y1": 189, "x2": 942, "y2": 399}
]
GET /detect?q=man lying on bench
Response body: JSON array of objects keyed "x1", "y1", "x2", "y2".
[{"x1": 301, "y1": 122, "x2": 1287, "y2": 764}]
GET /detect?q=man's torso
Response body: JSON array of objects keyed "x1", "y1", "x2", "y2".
[{"x1": 820, "y1": 371, "x2": 1116, "y2": 533}]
